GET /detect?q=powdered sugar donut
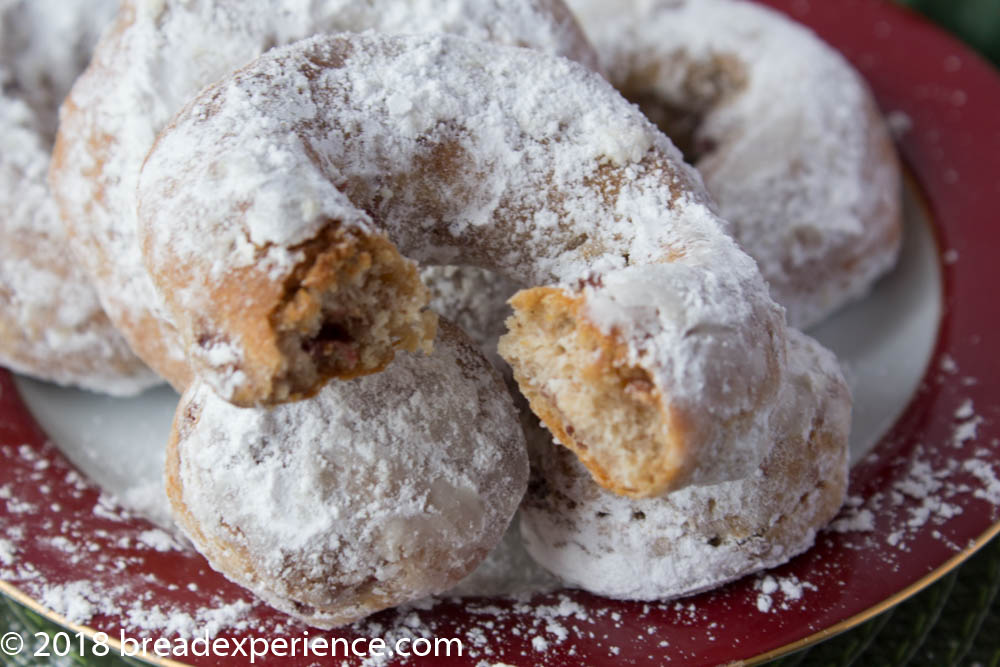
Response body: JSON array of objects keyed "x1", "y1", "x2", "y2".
[
  {"x1": 138, "y1": 33, "x2": 787, "y2": 496},
  {"x1": 49, "y1": 0, "x2": 598, "y2": 392},
  {"x1": 0, "y1": 0, "x2": 116, "y2": 135},
  {"x1": 567, "y1": 0, "x2": 902, "y2": 328},
  {"x1": 0, "y1": 0, "x2": 159, "y2": 394},
  {"x1": 166, "y1": 322, "x2": 528, "y2": 629},
  {"x1": 520, "y1": 329, "x2": 850, "y2": 599}
]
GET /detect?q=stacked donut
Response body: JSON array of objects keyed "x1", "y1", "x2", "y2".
[
  {"x1": 0, "y1": 0, "x2": 901, "y2": 627},
  {"x1": 566, "y1": 0, "x2": 902, "y2": 329},
  {"x1": 0, "y1": 0, "x2": 158, "y2": 394}
]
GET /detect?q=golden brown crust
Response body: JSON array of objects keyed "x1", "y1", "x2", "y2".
[
  {"x1": 0, "y1": 229, "x2": 153, "y2": 388},
  {"x1": 46, "y1": 5, "x2": 185, "y2": 390},
  {"x1": 112, "y1": 307, "x2": 192, "y2": 392},
  {"x1": 164, "y1": 401, "x2": 261, "y2": 594},
  {"x1": 0, "y1": 0, "x2": 157, "y2": 394}
]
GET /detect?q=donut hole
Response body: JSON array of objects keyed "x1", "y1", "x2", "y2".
[
  {"x1": 621, "y1": 52, "x2": 747, "y2": 163},
  {"x1": 500, "y1": 287, "x2": 689, "y2": 498},
  {"x1": 632, "y1": 94, "x2": 706, "y2": 162},
  {"x1": 272, "y1": 227, "x2": 436, "y2": 401}
]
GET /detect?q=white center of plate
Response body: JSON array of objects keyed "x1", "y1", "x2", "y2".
[{"x1": 806, "y1": 179, "x2": 941, "y2": 463}]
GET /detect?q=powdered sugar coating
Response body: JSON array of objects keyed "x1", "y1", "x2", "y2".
[
  {"x1": 140, "y1": 33, "x2": 786, "y2": 486},
  {"x1": 139, "y1": 33, "x2": 702, "y2": 287},
  {"x1": 520, "y1": 329, "x2": 850, "y2": 599},
  {"x1": 578, "y1": 249, "x2": 785, "y2": 488},
  {"x1": 0, "y1": 0, "x2": 158, "y2": 394},
  {"x1": 49, "y1": 0, "x2": 597, "y2": 390},
  {"x1": 168, "y1": 323, "x2": 529, "y2": 628},
  {"x1": 0, "y1": 0, "x2": 117, "y2": 134},
  {"x1": 419, "y1": 265, "x2": 567, "y2": 596},
  {"x1": 568, "y1": 0, "x2": 902, "y2": 328}
]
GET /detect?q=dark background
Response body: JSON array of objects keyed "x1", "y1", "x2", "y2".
[{"x1": 902, "y1": 0, "x2": 1000, "y2": 65}]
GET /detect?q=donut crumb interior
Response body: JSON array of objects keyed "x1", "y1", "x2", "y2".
[
  {"x1": 270, "y1": 228, "x2": 436, "y2": 402},
  {"x1": 499, "y1": 287, "x2": 684, "y2": 498}
]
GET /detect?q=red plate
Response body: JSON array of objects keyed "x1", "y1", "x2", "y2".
[{"x1": 3, "y1": 0, "x2": 1000, "y2": 664}]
